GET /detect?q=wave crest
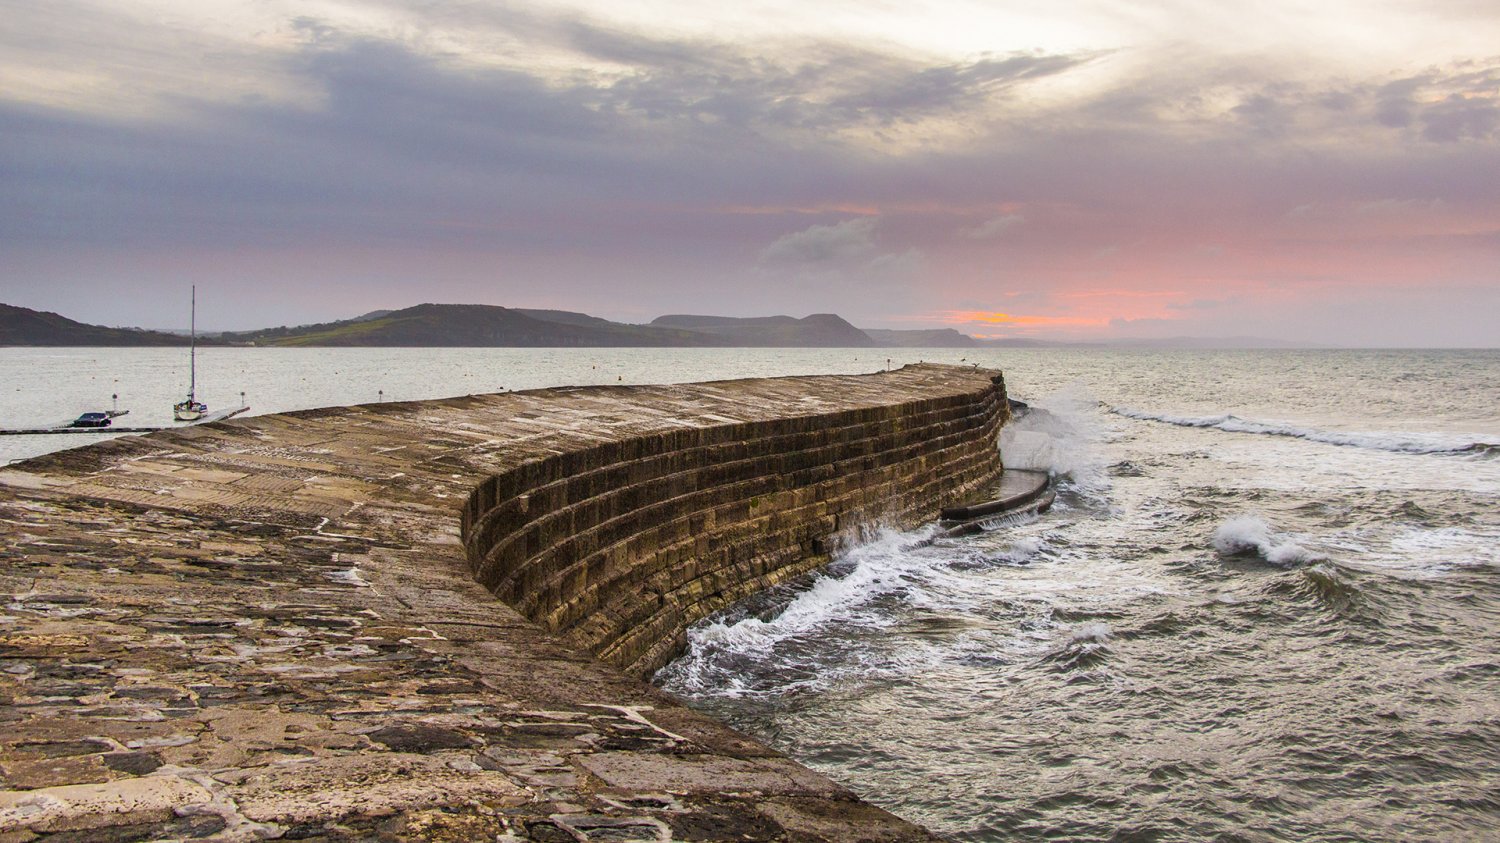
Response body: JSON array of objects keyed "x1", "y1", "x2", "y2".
[
  {"x1": 1114, "y1": 407, "x2": 1496, "y2": 455},
  {"x1": 1213, "y1": 515, "x2": 1319, "y2": 565},
  {"x1": 1001, "y1": 384, "x2": 1108, "y2": 491}
]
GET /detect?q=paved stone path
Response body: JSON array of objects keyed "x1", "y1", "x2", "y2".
[{"x1": 0, "y1": 365, "x2": 1000, "y2": 841}]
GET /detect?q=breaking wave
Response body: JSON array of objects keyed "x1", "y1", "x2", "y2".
[
  {"x1": 1213, "y1": 515, "x2": 1320, "y2": 565},
  {"x1": 1113, "y1": 407, "x2": 1497, "y2": 455},
  {"x1": 1002, "y1": 384, "x2": 1109, "y2": 491},
  {"x1": 658, "y1": 527, "x2": 941, "y2": 697}
]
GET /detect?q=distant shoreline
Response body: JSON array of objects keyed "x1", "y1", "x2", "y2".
[{"x1": 2, "y1": 300, "x2": 1343, "y2": 349}]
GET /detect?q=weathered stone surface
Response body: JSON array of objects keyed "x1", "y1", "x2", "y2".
[
  {"x1": 0, "y1": 777, "x2": 210, "y2": 833},
  {"x1": 0, "y1": 365, "x2": 1006, "y2": 840},
  {"x1": 226, "y1": 753, "x2": 530, "y2": 823},
  {"x1": 577, "y1": 752, "x2": 847, "y2": 797},
  {"x1": 758, "y1": 797, "x2": 936, "y2": 842}
]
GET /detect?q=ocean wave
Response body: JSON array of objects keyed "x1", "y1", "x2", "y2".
[
  {"x1": 1113, "y1": 407, "x2": 1497, "y2": 455},
  {"x1": 988, "y1": 537, "x2": 1044, "y2": 566},
  {"x1": 1001, "y1": 384, "x2": 1110, "y2": 492},
  {"x1": 1254, "y1": 561, "x2": 1366, "y2": 618},
  {"x1": 1386, "y1": 526, "x2": 1500, "y2": 570},
  {"x1": 1041, "y1": 622, "x2": 1113, "y2": 671},
  {"x1": 1296, "y1": 563, "x2": 1360, "y2": 613},
  {"x1": 1212, "y1": 514, "x2": 1320, "y2": 565},
  {"x1": 659, "y1": 527, "x2": 944, "y2": 696}
]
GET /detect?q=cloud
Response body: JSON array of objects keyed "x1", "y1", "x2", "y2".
[
  {"x1": 760, "y1": 218, "x2": 879, "y2": 264},
  {"x1": 958, "y1": 214, "x2": 1025, "y2": 239},
  {"x1": 1, "y1": 1, "x2": 1498, "y2": 345},
  {"x1": 864, "y1": 248, "x2": 926, "y2": 286}
]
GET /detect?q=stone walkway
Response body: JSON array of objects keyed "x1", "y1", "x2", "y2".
[{"x1": 0, "y1": 365, "x2": 1000, "y2": 841}]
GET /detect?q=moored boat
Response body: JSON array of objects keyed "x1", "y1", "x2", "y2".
[{"x1": 173, "y1": 286, "x2": 208, "y2": 422}]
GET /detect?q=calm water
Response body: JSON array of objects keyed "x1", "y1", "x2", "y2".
[
  {"x1": 0, "y1": 346, "x2": 910, "y2": 463},
  {"x1": 4, "y1": 348, "x2": 1498, "y2": 840}
]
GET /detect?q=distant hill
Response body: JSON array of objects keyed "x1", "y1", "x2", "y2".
[
  {"x1": 863, "y1": 328, "x2": 979, "y2": 347},
  {"x1": 652, "y1": 313, "x2": 874, "y2": 347},
  {"x1": 219, "y1": 303, "x2": 720, "y2": 347},
  {"x1": 0, "y1": 303, "x2": 196, "y2": 346},
  {"x1": 0, "y1": 301, "x2": 1322, "y2": 349},
  {"x1": 513, "y1": 308, "x2": 624, "y2": 329}
]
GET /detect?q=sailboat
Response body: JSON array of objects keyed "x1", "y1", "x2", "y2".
[{"x1": 173, "y1": 286, "x2": 208, "y2": 422}]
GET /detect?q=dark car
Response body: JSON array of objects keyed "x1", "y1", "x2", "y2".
[{"x1": 70, "y1": 412, "x2": 112, "y2": 428}]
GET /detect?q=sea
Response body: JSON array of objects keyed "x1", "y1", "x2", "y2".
[{"x1": 4, "y1": 346, "x2": 1498, "y2": 841}]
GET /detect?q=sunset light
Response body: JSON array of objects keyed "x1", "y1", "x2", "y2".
[{"x1": 2, "y1": 0, "x2": 1496, "y2": 345}]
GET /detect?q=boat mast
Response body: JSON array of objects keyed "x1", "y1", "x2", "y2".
[{"x1": 188, "y1": 285, "x2": 196, "y2": 402}]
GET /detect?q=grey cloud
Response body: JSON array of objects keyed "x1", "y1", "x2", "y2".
[
  {"x1": 588, "y1": 44, "x2": 1090, "y2": 133},
  {"x1": 820, "y1": 53, "x2": 1086, "y2": 124},
  {"x1": 1231, "y1": 91, "x2": 1297, "y2": 137},
  {"x1": 3, "y1": 3, "x2": 1499, "y2": 343},
  {"x1": 865, "y1": 248, "x2": 925, "y2": 281},
  {"x1": 358, "y1": 3, "x2": 1095, "y2": 135},
  {"x1": 1421, "y1": 94, "x2": 1500, "y2": 142},
  {"x1": 958, "y1": 214, "x2": 1026, "y2": 239},
  {"x1": 761, "y1": 218, "x2": 879, "y2": 264},
  {"x1": 1073, "y1": 56, "x2": 1500, "y2": 147},
  {"x1": 1360, "y1": 65, "x2": 1500, "y2": 141}
]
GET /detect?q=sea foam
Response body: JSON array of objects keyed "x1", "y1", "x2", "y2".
[
  {"x1": 1001, "y1": 384, "x2": 1109, "y2": 492},
  {"x1": 685, "y1": 527, "x2": 935, "y2": 656},
  {"x1": 1212, "y1": 515, "x2": 1319, "y2": 565},
  {"x1": 1113, "y1": 407, "x2": 1496, "y2": 455}
]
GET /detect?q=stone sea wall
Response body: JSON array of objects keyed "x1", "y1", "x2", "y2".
[
  {"x1": 462, "y1": 383, "x2": 1007, "y2": 677},
  {"x1": 0, "y1": 365, "x2": 1006, "y2": 841}
]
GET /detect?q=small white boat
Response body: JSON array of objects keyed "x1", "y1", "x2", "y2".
[{"x1": 173, "y1": 286, "x2": 208, "y2": 422}]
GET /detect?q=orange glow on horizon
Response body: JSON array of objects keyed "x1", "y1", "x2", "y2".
[{"x1": 934, "y1": 310, "x2": 1113, "y2": 328}]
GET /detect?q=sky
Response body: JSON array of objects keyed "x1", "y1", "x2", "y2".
[{"x1": 2, "y1": 0, "x2": 1497, "y2": 345}]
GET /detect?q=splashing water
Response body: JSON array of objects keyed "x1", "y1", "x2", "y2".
[
  {"x1": 1212, "y1": 514, "x2": 1320, "y2": 565},
  {"x1": 660, "y1": 349, "x2": 1500, "y2": 842},
  {"x1": 1000, "y1": 383, "x2": 1111, "y2": 494}
]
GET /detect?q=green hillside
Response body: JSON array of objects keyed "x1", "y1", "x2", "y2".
[
  {"x1": 650, "y1": 313, "x2": 875, "y2": 347},
  {"x1": 221, "y1": 303, "x2": 721, "y2": 347}
]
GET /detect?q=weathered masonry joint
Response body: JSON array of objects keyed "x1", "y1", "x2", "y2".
[
  {"x1": 0, "y1": 364, "x2": 1006, "y2": 841},
  {"x1": 462, "y1": 375, "x2": 1008, "y2": 677}
]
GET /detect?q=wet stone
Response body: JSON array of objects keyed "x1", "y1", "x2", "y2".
[
  {"x1": 522, "y1": 820, "x2": 577, "y2": 843},
  {"x1": 28, "y1": 813, "x2": 226, "y2": 842},
  {"x1": 8, "y1": 742, "x2": 111, "y2": 759},
  {"x1": 666, "y1": 800, "x2": 785, "y2": 841},
  {"x1": 107, "y1": 688, "x2": 182, "y2": 702},
  {"x1": 1, "y1": 755, "x2": 110, "y2": 789},
  {"x1": 366, "y1": 724, "x2": 478, "y2": 753},
  {"x1": 99, "y1": 754, "x2": 160, "y2": 776}
]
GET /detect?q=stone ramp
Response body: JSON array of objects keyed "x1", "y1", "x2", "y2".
[{"x1": 0, "y1": 364, "x2": 1006, "y2": 841}]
